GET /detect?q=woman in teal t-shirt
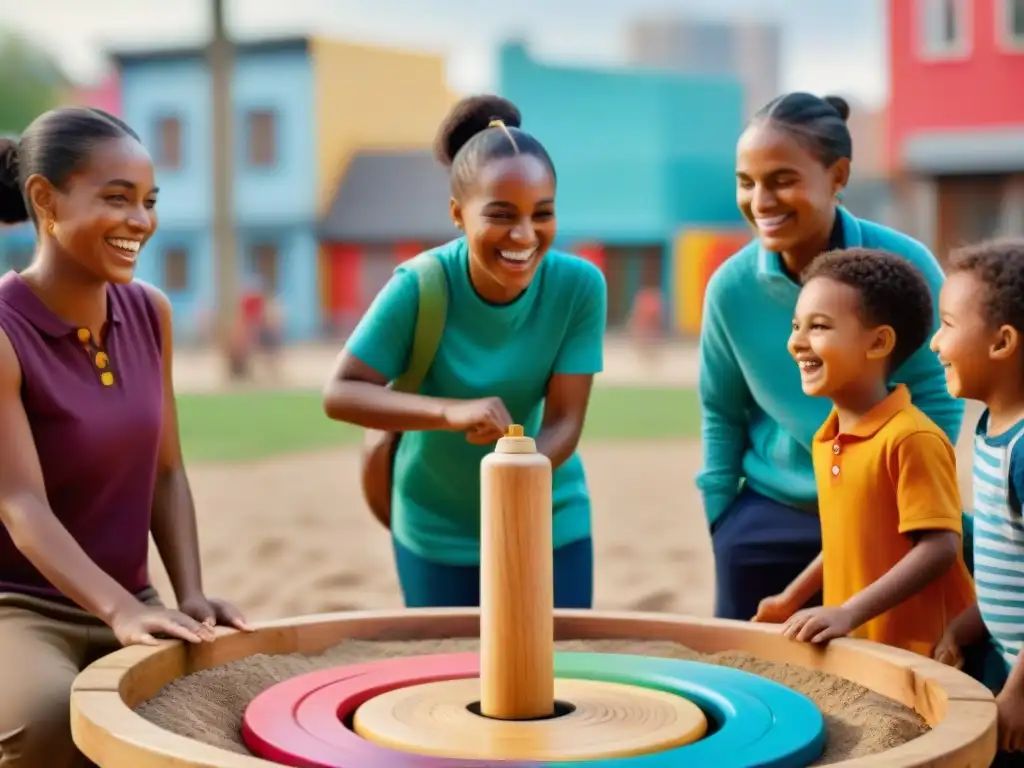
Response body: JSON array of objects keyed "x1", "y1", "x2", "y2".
[{"x1": 323, "y1": 94, "x2": 608, "y2": 609}]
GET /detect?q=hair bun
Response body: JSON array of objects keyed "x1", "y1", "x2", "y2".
[
  {"x1": 433, "y1": 94, "x2": 522, "y2": 167},
  {"x1": 823, "y1": 95, "x2": 850, "y2": 122},
  {"x1": 0, "y1": 137, "x2": 28, "y2": 225}
]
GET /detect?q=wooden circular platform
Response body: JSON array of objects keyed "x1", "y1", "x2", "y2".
[
  {"x1": 353, "y1": 677, "x2": 707, "y2": 761},
  {"x1": 70, "y1": 609, "x2": 999, "y2": 767}
]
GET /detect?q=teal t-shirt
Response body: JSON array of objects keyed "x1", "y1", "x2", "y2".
[{"x1": 344, "y1": 237, "x2": 607, "y2": 565}]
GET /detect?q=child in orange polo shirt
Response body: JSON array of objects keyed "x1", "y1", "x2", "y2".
[{"x1": 752, "y1": 247, "x2": 975, "y2": 657}]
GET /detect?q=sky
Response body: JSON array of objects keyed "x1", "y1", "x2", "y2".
[{"x1": 0, "y1": 0, "x2": 888, "y2": 107}]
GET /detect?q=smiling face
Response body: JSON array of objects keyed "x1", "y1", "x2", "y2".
[
  {"x1": 788, "y1": 276, "x2": 894, "y2": 400},
  {"x1": 34, "y1": 136, "x2": 158, "y2": 284},
  {"x1": 930, "y1": 270, "x2": 1016, "y2": 401},
  {"x1": 450, "y1": 153, "x2": 556, "y2": 303},
  {"x1": 735, "y1": 122, "x2": 848, "y2": 267}
]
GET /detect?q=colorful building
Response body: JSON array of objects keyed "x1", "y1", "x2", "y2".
[
  {"x1": 1, "y1": 34, "x2": 754, "y2": 340},
  {"x1": 100, "y1": 36, "x2": 452, "y2": 342},
  {"x1": 497, "y1": 41, "x2": 746, "y2": 332},
  {"x1": 887, "y1": 0, "x2": 1024, "y2": 258}
]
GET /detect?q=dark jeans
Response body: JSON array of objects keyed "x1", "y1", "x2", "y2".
[
  {"x1": 393, "y1": 536, "x2": 594, "y2": 609},
  {"x1": 711, "y1": 488, "x2": 823, "y2": 621}
]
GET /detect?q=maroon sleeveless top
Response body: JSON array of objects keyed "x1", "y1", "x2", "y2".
[{"x1": 0, "y1": 271, "x2": 163, "y2": 602}]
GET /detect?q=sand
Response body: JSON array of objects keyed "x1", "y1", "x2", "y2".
[
  {"x1": 136, "y1": 637, "x2": 929, "y2": 765},
  {"x1": 145, "y1": 440, "x2": 719, "y2": 620}
]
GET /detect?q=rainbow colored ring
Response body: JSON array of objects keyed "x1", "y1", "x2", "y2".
[{"x1": 243, "y1": 651, "x2": 825, "y2": 767}]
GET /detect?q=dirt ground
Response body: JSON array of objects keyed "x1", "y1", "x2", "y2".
[
  {"x1": 149, "y1": 341, "x2": 981, "y2": 624},
  {"x1": 146, "y1": 439, "x2": 714, "y2": 621}
]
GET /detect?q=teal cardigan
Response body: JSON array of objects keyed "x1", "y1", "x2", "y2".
[{"x1": 695, "y1": 206, "x2": 965, "y2": 527}]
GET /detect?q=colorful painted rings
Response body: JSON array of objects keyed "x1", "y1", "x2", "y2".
[{"x1": 242, "y1": 651, "x2": 827, "y2": 767}]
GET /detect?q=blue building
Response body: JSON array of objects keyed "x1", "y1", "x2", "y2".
[
  {"x1": 0, "y1": 39, "x2": 321, "y2": 342},
  {"x1": 110, "y1": 38, "x2": 319, "y2": 342}
]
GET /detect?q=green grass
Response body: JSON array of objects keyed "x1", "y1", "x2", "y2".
[{"x1": 176, "y1": 386, "x2": 701, "y2": 463}]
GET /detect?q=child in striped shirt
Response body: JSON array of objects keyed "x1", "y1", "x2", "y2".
[{"x1": 931, "y1": 238, "x2": 1024, "y2": 757}]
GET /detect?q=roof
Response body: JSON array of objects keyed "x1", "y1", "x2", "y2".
[
  {"x1": 901, "y1": 125, "x2": 1024, "y2": 174},
  {"x1": 109, "y1": 36, "x2": 309, "y2": 65},
  {"x1": 319, "y1": 149, "x2": 459, "y2": 243}
]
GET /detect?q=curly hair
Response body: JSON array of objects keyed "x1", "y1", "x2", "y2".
[
  {"x1": 432, "y1": 94, "x2": 556, "y2": 197},
  {"x1": 800, "y1": 247, "x2": 933, "y2": 372},
  {"x1": 947, "y1": 238, "x2": 1024, "y2": 334}
]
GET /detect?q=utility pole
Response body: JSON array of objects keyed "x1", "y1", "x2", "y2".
[{"x1": 207, "y1": 0, "x2": 238, "y2": 373}]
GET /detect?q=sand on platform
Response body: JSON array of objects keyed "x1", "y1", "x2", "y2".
[{"x1": 136, "y1": 637, "x2": 929, "y2": 765}]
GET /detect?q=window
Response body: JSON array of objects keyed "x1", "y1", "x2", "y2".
[
  {"x1": 999, "y1": 0, "x2": 1024, "y2": 48},
  {"x1": 154, "y1": 115, "x2": 182, "y2": 169},
  {"x1": 245, "y1": 109, "x2": 277, "y2": 168},
  {"x1": 919, "y1": 0, "x2": 971, "y2": 58},
  {"x1": 163, "y1": 247, "x2": 189, "y2": 292},
  {"x1": 6, "y1": 246, "x2": 32, "y2": 272},
  {"x1": 249, "y1": 242, "x2": 279, "y2": 292}
]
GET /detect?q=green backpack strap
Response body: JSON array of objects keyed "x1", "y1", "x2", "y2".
[{"x1": 391, "y1": 252, "x2": 448, "y2": 394}]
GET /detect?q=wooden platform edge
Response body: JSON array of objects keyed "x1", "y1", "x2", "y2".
[{"x1": 69, "y1": 608, "x2": 998, "y2": 768}]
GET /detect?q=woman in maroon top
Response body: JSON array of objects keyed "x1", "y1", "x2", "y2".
[{"x1": 0, "y1": 107, "x2": 249, "y2": 767}]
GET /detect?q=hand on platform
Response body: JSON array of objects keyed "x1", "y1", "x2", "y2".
[
  {"x1": 781, "y1": 605, "x2": 856, "y2": 645},
  {"x1": 751, "y1": 593, "x2": 797, "y2": 624},
  {"x1": 933, "y1": 628, "x2": 965, "y2": 669},
  {"x1": 179, "y1": 593, "x2": 252, "y2": 633},
  {"x1": 443, "y1": 397, "x2": 513, "y2": 444},
  {"x1": 996, "y1": 684, "x2": 1024, "y2": 752},
  {"x1": 109, "y1": 603, "x2": 219, "y2": 646}
]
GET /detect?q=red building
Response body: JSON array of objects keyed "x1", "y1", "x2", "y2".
[{"x1": 887, "y1": 0, "x2": 1024, "y2": 259}]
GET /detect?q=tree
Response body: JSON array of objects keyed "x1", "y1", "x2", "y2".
[{"x1": 0, "y1": 30, "x2": 68, "y2": 135}]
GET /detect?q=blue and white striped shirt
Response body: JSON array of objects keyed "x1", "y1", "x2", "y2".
[{"x1": 973, "y1": 411, "x2": 1024, "y2": 671}]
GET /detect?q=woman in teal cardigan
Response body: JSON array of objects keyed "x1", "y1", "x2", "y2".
[{"x1": 698, "y1": 91, "x2": 966, "y2": 621}]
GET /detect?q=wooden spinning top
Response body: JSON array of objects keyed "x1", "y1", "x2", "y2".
[{"x1": 479, "y1": 423, "x2": 554, "y2": 720}]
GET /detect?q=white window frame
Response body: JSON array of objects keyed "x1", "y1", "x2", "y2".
[
  {"x1": 997, "y1": 0, "x2": 1024, "y2": 52},
  {"x1": 917, "y1": 0, "x2": 972, "y2": 60}
]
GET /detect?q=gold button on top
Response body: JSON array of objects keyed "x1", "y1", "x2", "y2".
[
  {"x1": 831, "y1": 465, "x2": 840, "y2": 476},
  {"x1": 94, "y1": 352, "x2": 109, "y2": 369},
  {"x1": 77, "y1": 328, "x2": 91, "y2": 343},
  {"x1": 100, "y1": 371, "x2": 115, "y2": 387},
  {"x1": 832, "y1": 442, "x2": 841, "y2": 455}
]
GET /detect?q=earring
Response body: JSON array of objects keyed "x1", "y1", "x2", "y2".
[{"x1": 45, "y1": 218, "x2": 54, "y2": 236}]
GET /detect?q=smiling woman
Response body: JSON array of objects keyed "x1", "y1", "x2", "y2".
[
  {"x1": 323, "y1": 94, "x2": 608, "y2": 611},
  {"x1": 0, "y1": 107, "x2": 247, "y2": 768},
  {"x1": 695, "y1": 92, "x2": 965, "y2": 624}
]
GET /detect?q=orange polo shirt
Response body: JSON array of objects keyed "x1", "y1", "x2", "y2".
[{"x1": 814, "y1": 384, "x2": 975, "y2": 657}]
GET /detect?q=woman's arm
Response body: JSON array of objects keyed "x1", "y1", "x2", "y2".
[
  {"x1": 536, "y1": 374, "x2": 594, "y2": 469},
  {"x1": 536, "y1": 258, "x2": 606, "y2": 467},
  {"x1": 0, "y1": 328, "x2": 141, "y2": 624},
  {"x1": 141, "y1": 283, "x2": 206, "y2": 605},
  {"x1": 322, "y1": 269, "x2": 462, "y2": 431},
  {"x1": 323, "y1": 352, "x2": 457, "y2": 431},
  {"x1": 695, "y1": 276, "x2": 752, "y2": 529}
]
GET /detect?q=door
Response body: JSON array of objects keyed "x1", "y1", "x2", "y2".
[
  {"x1": 936, "y1": 175, "x2": 1007, "y2": 261},
  {"x1": 603, "y1": 245, "x2": 664, "y2": 330}
]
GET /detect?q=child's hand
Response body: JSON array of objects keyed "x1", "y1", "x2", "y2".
[
  {"x1": 782, "y1": 606, "x2": 856, "y2": 644},
  {"x1": 933, "y1": 629, "x2": 965, "y2": 669},
  {"x1": 752, "y1": 593, "x2": 797, "y2": 624},
  {"x1": 997, "y1": 685, "x2": 1024, "y2": 752}
]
